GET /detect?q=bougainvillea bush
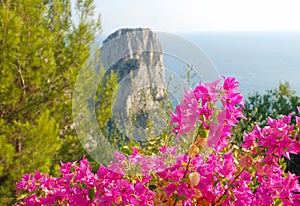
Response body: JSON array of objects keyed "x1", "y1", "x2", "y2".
[{"x1": 16, "y1": 77, "x2": 300, "y2": 205}]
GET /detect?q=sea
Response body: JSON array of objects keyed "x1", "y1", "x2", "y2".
[
  {"x1": 176, "y1": 31, "x2": 300, "y2": 97},
  {"x1": 98, "y1": 31, "x2": 300, "y2": 98}
]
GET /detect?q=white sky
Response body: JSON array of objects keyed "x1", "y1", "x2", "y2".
[{"x1": 95, "y1": 0, "x2": 300, "y2": 34}]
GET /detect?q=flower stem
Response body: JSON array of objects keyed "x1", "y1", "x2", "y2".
[{"x1": 214, "y1": 168, "x2": 244, "y2": 205}]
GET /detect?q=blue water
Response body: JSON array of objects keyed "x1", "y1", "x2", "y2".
[{"x1": 176, "y1": 31, "x2": 300, "y2": 96}]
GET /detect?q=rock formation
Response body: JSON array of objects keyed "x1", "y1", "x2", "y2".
[{"x1": 100, "y1": 28, "x2": 166, "y2": 139}]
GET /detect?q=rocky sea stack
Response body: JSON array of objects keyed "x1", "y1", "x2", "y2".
[
  {"x1": 101, "y1": 28, "x2": 166, "y2": 140},
  {"x1": 100, "y1": 28, "x2": 167, "y2": 137}
]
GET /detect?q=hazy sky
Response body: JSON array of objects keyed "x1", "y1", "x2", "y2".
[{"x1": 96, "y1": 0, "x2": 300, "y2": 34}]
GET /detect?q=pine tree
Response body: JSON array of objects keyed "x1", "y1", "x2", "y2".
[{"x1": 0, "y1": 0, "x2": 103, "y2": 204}]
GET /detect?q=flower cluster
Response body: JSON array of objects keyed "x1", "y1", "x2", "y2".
[
  {"x1": 16, "y1": 157, "x2": 154, "y2": 205},
  {"x1": 171, "y1": 77, "x2": 244, "y2": 151},
  {"x1": 16, "y1": 77, "x2": 300, "y2": 205},
  {"x1": 243, "y1": 113, "x2": 300, "y2": 159},
  {"x1": 157, "y1": 113, "x2": 300, "y2": 205}
]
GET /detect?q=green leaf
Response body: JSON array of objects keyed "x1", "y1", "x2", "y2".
[{"x1": 88, "y1": 188, "x2": 95, "y2": 200}]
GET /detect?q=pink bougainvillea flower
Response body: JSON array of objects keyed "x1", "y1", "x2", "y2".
[
  {"x1": 177, "y1": 182, "x2": 195, "y2": 197},
  {"x1": 296, "y1": 106, "x2": 300, "y2": 125},
  {"x1": 296, "y1": 116, "x2": 300, "y2": 125},
  {"x1": 257, "y1": 116, "x2": 299, "y2": 159},
  {"x1": 171, "y1": 76, "x2": 244, "y2": 151},
  {"x1": 170, "y1": 89, "x2": 200, "y2": 137},
  {"x1": 163, "y1": 183, "x2": 177, "y2": 197},
  {"x1": 183, "y1": 198, "x2": 194, "y2": 206},
  {"x1": 243, "y1": 113, "x2": 300, "y2": 160},
  {"x1": 194, "y1": 79, "x2": 221, "y2": 105},
  {"x1": 207, "y1": 110, "x2": 226, "y2": 149},
  {"x1": 222, "y1": 76, "x2": 239, "y2": 93},
  {"x1": 242, "y1": 125, "x2": 261, "y2": 149}
]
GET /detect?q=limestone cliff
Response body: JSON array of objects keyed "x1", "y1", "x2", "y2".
[{"x1": 100, "y1": 28, "x2": 166, "y2": 135}]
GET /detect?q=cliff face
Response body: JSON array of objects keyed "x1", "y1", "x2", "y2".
[{"x1": 100, "y1": 28, "x2": 166, "y2": 136}]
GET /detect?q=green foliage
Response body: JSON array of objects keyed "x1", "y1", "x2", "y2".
[
  {"x1": 95, "y1": 70, "x2": 118, "y2": 131},
  {"x1": 232, "y1": 82, "x2": 300, "y2": 144},
  {"x1": 0, "y1": 0, "x2": 103, "y2": 204},
  {"x1": 232, "y1": 82, "x2": 300, "y2": 176}
]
